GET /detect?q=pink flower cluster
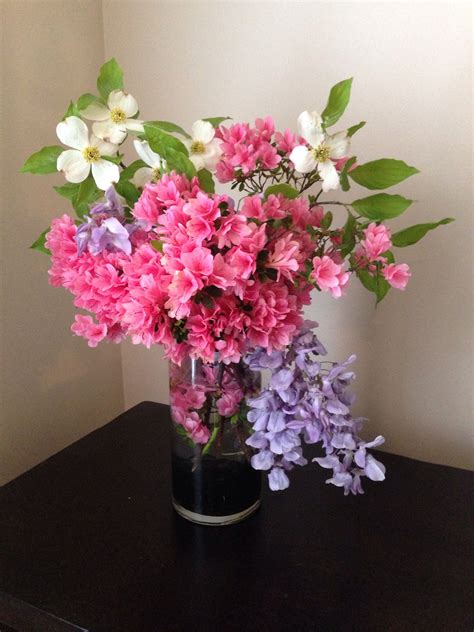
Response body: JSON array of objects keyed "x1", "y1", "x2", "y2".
[{"x1": 355, "y1": 223, "x2": 411, "y2": 290}]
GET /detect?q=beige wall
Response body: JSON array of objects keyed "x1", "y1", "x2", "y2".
[
  {"x1": 0, "y1": 0, "x2": 124, "y2": 485},
  {"x1": 104, "y1": 1, "x2": 473, "y2": 469}
]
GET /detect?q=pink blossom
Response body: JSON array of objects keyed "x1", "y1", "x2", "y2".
[
  {"x1": 209, "y1": 253, "x2": 235, "y2": 289},
  {"x1": 241, "y1": 195, "x2": 265, "y2": 221},
  {"x1": 216, "y1": 390, "x2": 242, "y2": 416},
  {"x1": 71, "y1": 315, "x2": 107, "y2": 347},
  {"x1": 274, "y1": 129, "x2": 299, "y2": 154},
  {"x1": 382, "y1": 263, "x2": 411, "y2": 290},
  {"x1": 311, "y1": 256, "x2": 349, "y2": 298},
  {"x1": 216, "y1": 213, "x2": 251, "y2": 248},
  {"x1": 255, "y1": 116, "x2": 275, "y2": 140},
  {"x1": 228, "y1": 248, "x2": 256, "y2": 280},
  {"x1": 181, "y1": 247, "x2": 214, "y2": 281},
  {"x1": 267, "y1": 235, "x2": 300, "y2": 281},
  {"x1": 361, "y1": 223, "x2": 392, "y2": 261}
]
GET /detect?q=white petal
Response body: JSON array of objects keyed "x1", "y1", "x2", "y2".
[
  {"x1": 107, "y1": 91, "x2": 137, "y2": 117},
  {"x1": 201, "y1": 139, "x2": 222, "y2": 171},
  {"x1": 189, "y1": 153, "x2": 205, "y2": 171},
  {"x1": 327, "y1": 132, "x2": 350, "y2": 159},
  {"x1": 318, "y1": 160, "x2": 340, "y2": 192},
  {"x1": 56, "y1": 116, "x2": 89, "y2": 150},
  {"x1": 297, "y1": 110, "x2": 323, "y2": 147},
  {"x1": 191, "y1": 120, "x2": 215, "y2": 144},
  {"x1": 289, "y1": 145, "x2": 317, "y2": 173},
  {"x1": 124, "y1": 119, "x2": 144, "y2": 133},
  {"x1": 57, "y1": 149, "x2": 90, "y2": 182},
  {"x1": 90, "y1": 134, "x2": 119, "y2": 156},
  {"x1": 133, "y1": 139, "x2": 161, "y2": 168},
  {"x1": 92, "y1": 120, "x2": 126, "y2": 145},
  {"x1": 91, "y1": 159, "x2": 120, "y2": 190},
  {"x1": 81, "y1": 103, "x2": 110, "y2": 121},
  {"x1": 133, "y1": 166, "x2": 154, "y2": 188}
]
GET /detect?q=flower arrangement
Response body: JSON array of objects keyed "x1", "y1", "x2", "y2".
[{"x1": 24, "y1": 59, "x2": 453, "y2": 494}]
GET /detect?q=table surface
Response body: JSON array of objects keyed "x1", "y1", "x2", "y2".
[{"x1": 0, "y1": 402, "x2": 473, "y2": 632}]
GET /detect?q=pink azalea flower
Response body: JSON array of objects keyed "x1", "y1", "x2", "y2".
[
  {"x1": 361, "y1": 223, "x2": 392, "y2": 261},
  {"x1": 267, "y1": 235, "x2": 300, "y2": 281},
  {"x1": 311, "y1": 256, "x2": 349, "y2": 298},
  {"x1": 71, "y1": 315, "x2": 107, "y2": 347},
  {"x1": 181, "y1": 247, "x2": 214, "y2": 280},
  {"x1": 241, "y1": 195, "x2": 265, "y2": 221},
  {"x1": 209, "y1": 253, "x2": 235, "y2": 289},
  {"x1": 382, "y1": 263, "x2": 411, "y2": 290},
  {"x1": 216, "y1": 213, "x2": 251, "y2": 248}
]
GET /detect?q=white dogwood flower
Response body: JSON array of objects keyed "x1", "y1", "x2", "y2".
[
  {"x1": 132, "y1": 140, "x2": 166, "y2": 188},
  {"x1": 290, "y1": 111, "x2": 350, "y2": 192},
  {"x1": 82, "y1": 90, "x2": 144, "y2": 144},
  {"x1": 56, "y1": 116, "x2": 119, "y2": 190},
  {"x1": 184, "y1": 120, "x2": 222, "y2": 171}
]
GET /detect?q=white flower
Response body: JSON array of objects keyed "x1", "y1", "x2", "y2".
[
  {"x1": 56, "y1": 116, "x2": 120, "y2": 191},
  {"x1": 82, "y1": 90, "x2": 144, "y2": 144},
  {"x1": 183, "y1": 120, "x2": 222, "y2": 171},
  {"x1": 289, "y1": 111, "x2": 350, "y2": 192},
  {"x1": 132, "y1": 140, "x2": 166, "y2": 188}
]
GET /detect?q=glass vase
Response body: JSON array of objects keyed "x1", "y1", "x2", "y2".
[{"x1": 169, "y1": 357, "x2": 262, "y2": 526}]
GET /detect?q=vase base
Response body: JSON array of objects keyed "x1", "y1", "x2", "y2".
[{"x1": 172, "y1": 497, "x2": 261, "y2": 526}]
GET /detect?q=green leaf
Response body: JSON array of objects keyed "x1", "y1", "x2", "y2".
[
  {"x1": 97, "y1": 58, "x2": 124, "y2": 100},
  {"x1": 21, "y1": 145, "x2": 63, "y2": 174},
  {"x1": 322, "y1": 78, "x2": 353, "y2": 128},
  {"x1": 151, "y1": 240, "x2": 163, "y2": 253},
  {"x1": 145, "y1": 120, "x2": 191, "y2": 139},
  {"x1": 340, "y1": 211, "x2": 357, "y2": 257},
  {"x1": 54, "y1": 182, "x2": 80, "y2": 200},
  {"x1": 321, "y1": 211, "x2": 333, "y2": 229},
  {"x1": 119, "y1": 159, "x2": 147, "y2": 181},
  {"x1": 197, "y1": 168, "x2": 215, "y2": 193},
  {"x1": 73, "y1": 176, "x2": 101, "y2": 218},
  {"x1": 63, "y1": 101, "x2": 80, "y2": 119},
  {"x1": 340, "y1": 156, "x2": 357, "y2": 192},
  {"x1": 144, "y1": 123, "x2": 189, "y2": 157},
  {"x1": 30, "y1": 228, "x2": 51, "y2": 255},
  {"x1": 264, "y1": 183, "x2": 299, "y2": 200},
  {"x1": 165, "y1": 147, "x2": 196, "y2": 179},
  {"x1": 351, "y1": 193, "x2": 413, "y2": 220},
  {"x1": 349, "y1": 159, "x2": 419, "y2": 190},
  {"x1": 347, "y1": 121, "x2": 366, "y2": 137},
  {"x1": 202, "y1": 116, "x2": 231, "y2": 128},
  {"x1": 115, "y1": 179, "x2": 140, "y2": 206},
  {"x1": 102, "y1": 154, "x2": 123, "y2": 165},
  {"x1": 357, "y1": 269, "x2": 390, "y2": 303},
  {"x1": 77, "y1": 93, "x2": 102, "y2": 111},
  {"x1": 391, "y1": 218, "x2": 454, "y2": 247}
]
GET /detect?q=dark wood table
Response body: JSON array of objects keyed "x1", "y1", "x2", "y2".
[{"x1": 0, "y1": 402, "x2": 473, "y2": 632}]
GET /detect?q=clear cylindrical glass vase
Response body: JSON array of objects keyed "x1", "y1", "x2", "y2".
[{"x1": 169, "y1": 358, "x2": 261, "y2": 526}]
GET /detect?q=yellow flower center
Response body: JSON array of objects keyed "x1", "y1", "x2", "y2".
[
  {"x1": 190, "y1": 140, "x2": 206, "y2": 154},
  {"x1": 312, "y1": 144, "x2": 331, "y2": 162},
  {"x1": 152, "y1": 167, "x2": 162, "y2": 181},
  {"x1": 110, "y1": 107, "x2": 127, "y2": 124},
  {"x1": 82, "y1": 146, "x2": 101, "y2": 163}
]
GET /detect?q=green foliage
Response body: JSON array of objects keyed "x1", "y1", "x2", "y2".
[
  {"x1": 349, "y1": 159, "x2": 419, "y2": 190},
  {"x1": 347, "y1": 121, "x2": 366, "y2": 137},
  {"x1": 340, "y1": 211, "x2": 357, "y2": 257},
  {"x1": 21, "y1": 146, "x2": 63, "y2": 174},
  {"x1": 391, "y1": 218, "x2": 454, "y2": 247},
  {"x1": 54, "y1": 177, "x2": 101, "y2": 218},
  {"x1": 146, "y1": 120, "x2": 190, "y2": 139},
  {"x1": 202, "y1": 116, "x2": 231, "y2": 128},
  {"x1": 351, "y1": 193, "x2": 413, "y2": 220},
  {"x1": 321, "y1": 211, "x2": 333, "y2": 229},
  {"x1": 357, "y1": 269, "x2": 390, "y2": 303},
  {"x1": 115, "y1": 179, "x2": 140, "y2": 207},
  {"x1": 144, "y1": 123, "x2": 189, "y2": 157},
  {"x1": 322, "y1": 78, "x2": 353, "y2": 128},
  {"x1": 165, "y1": 148, "x2": 196, "y2": 179},
  {"x1": 151, "y1": 240, "x2": 163, "y2": 253},
  {"x1": 339, "y1": 156, "x2": 357, "y2": 192},
  {"x1": 63, "y1": 101, "x2": 80, "y2": 119},
  {"x1": 30, "y1": 229, "x2": 51, "y2": 255},
  {"x1": 77, "y1": 93, "x2": 103, "y2": 110},
  {"x1": 97, "y1": 58, "x2": 123, "y2": 100},
  {"x1": 102, "y1": 154, "x2": 123, "y2": 165},
  {"x1": 264, "y1": 183, "x2": 299, "y2": 200},
  {"x1": 119, "y1": 160, "x2": 147, "y2": 181},
  {"x1": 197, "y1": 168, "x2": 215, "y2": 193}
]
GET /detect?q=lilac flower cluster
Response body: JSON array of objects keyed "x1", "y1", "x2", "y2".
[
  {"x1": 75, "y1": 186, "x2": 139, "y2": 256},
  {"x1": 244, "y1": 321, "x2": 386, "y2": 494}
]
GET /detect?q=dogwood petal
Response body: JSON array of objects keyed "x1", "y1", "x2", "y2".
[
  {"x1": 189, "y1": 153, "x2": 205, "y2": 171},
  {"x1": 289, "y1": 145, "x2": 317, "y2": 173},
  {"x1": 92, "y1": 120, "x2": 127, "y2": 144},
  {"x1": 133, "y1": 140, "x2": 161, "y2": 168},
  {"x1": 124, "y1": 119, "x2": 144, "y2": 133},
  {"x1": 327, "y1": 131, "x2": 350, "y2": 159},
  {"x1": 90, "y1": 134, "x2": 119, "y2": 156},
  {"x1": 318, "y1": 159, "x2": 340, "y2": 192},
  {"x1": 133, "y1": 166, "x2": 154, "y2": 188},
  {"x1": 81, "y1": 102, "x2": 109, "y2": 121},
  {"x1": 191, "y1": 120, "x2": 214, "y2": 144},
  {"x1": 56, "y1": 116, "x2": 89, "y2": 150},
  {"x1": 91, "y1": 159, "x2": 120, "y2": 190},
  {"x1": 108, "y1": 90, "x2": 138, "y2": 117},
  {"x1": 57, "y1": 149, "x2": 90, "y2": 183},
  {"x1": 297, "y1": 110, "x2": 323, "y2": 147},
  {"x1": 201, "y1": 139, "x2": 222, "y2": 171}
]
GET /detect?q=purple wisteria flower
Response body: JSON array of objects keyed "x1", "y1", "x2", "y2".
[
  {"x1": 75, "y1": 186, "x2": 134, "y2": 256},
  {"x1": 243, "y1": 321, "x2": 386, "y2": 494}
]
